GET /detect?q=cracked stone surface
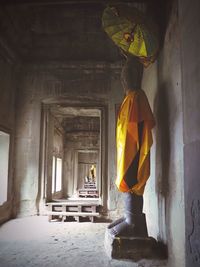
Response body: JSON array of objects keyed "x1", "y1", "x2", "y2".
[{"x1": 0, "y1": 216, "x2": 167, "y2": 267}]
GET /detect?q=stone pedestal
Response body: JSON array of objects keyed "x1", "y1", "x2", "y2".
[{"x1": 104, "y1": 229, "x2": 165, "y2": 261}]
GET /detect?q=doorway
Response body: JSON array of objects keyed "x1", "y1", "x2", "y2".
[
  {"x1": 39, "y1": 103, "x2": 108, "y2": 213},
  {"x1": 73, "y1": 150, "x2": 100, "y2": 198}
]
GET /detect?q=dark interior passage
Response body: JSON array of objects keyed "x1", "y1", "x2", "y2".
[{"x1": 0, "y1": 0, "x2": 200, "y2": 267}]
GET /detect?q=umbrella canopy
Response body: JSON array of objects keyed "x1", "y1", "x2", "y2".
[{"x1": 102, "y1": 5, "x2": 159, "y2": 67}]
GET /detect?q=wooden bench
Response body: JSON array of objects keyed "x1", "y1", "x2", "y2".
[{"x1": 46, "y1": 201, "x2": 100, "y2": 223}]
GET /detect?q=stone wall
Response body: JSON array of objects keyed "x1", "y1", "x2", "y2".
[
  {"x1": 142, "y1": 1, "x2": 185, "y2": 266},
  {"x1": 107, "y1": 75, "x2": 124, "y2": 217},
  {"x1": 179, "y1": 0, "x2": 200, "y2": 266}
]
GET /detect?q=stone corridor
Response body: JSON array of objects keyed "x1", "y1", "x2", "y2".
[{"x1": 0, "y1": 0, "x2": 200, "y2": 266}]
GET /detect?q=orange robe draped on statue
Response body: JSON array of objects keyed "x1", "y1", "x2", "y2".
[{"x1": 115, "y1": 90, "x2": 155, "y2": 195}]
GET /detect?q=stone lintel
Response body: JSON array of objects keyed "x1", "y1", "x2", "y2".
[{"x1": 20, "y1": 61, "x2": 123, "y2": 72}]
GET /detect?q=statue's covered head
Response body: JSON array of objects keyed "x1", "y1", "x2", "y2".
[{"x1": 121, "y1": 56, "x2": 143, "y2": 92}]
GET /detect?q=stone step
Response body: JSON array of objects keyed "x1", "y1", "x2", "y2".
[
  {"x1": 47, "y1": 211, "x2": 99, "y2": 216},
  {"x1": 47, "y1": 211, "x2": 100, "y2": 223},
  {"x1": 46, "y1": 201, "x2": 99, "y2": 206}
]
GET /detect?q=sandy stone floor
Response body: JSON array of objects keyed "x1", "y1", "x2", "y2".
[{"x1": 0, "y1": 216, "x2": 166, "y2": 267}]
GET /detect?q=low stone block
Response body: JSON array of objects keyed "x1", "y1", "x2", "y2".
[{"x1": 104, "y1": 229, "x2": 166, "y2": 261}]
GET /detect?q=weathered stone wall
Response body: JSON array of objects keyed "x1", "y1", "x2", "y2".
[
  {"x1": 107, "y1": 75, "x2": 124, "y2": 217},
  {"x1": 142, "y1": 62, "x2": 159, "y2": 238},
  {"x1": 142, "y1": 1, "x2": 185, "y2": 266},
  {"x1": 179, "y1": 1, "x2": 200, "y2": 266},
  {"x1": 0, "y1": 57, "x2": 16, "y2": 224},
  {"x1": 53, "y1": 127, "x2": 64, "y2": 157}
]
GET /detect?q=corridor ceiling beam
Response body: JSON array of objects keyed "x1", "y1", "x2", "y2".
[{"x1": 1, "y1": 0, "x2": 148, "y2": 6}]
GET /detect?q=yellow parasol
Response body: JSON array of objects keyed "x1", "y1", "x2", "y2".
[{"x1": 102, "y1": 5, "x2": 159, "y2": 67}]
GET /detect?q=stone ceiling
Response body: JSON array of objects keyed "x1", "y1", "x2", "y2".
[
  {"x1": 50, "y1": 105, "x2": 100, "y2": 133},
  {"x1": 51, "y1": 106, "x2": 101, "y2": 118},
  {"x1": 0, "y1": 0, "x2": 149, "y2": 63}
]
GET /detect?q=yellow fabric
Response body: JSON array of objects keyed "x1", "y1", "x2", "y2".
[{"x1": 115, "y1": 90, "x2": 155, "y2": 195}]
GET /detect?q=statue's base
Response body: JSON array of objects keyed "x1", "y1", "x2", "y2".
[{"x1": 104, "y1": 229, "x2": 166, "y2": 261}]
